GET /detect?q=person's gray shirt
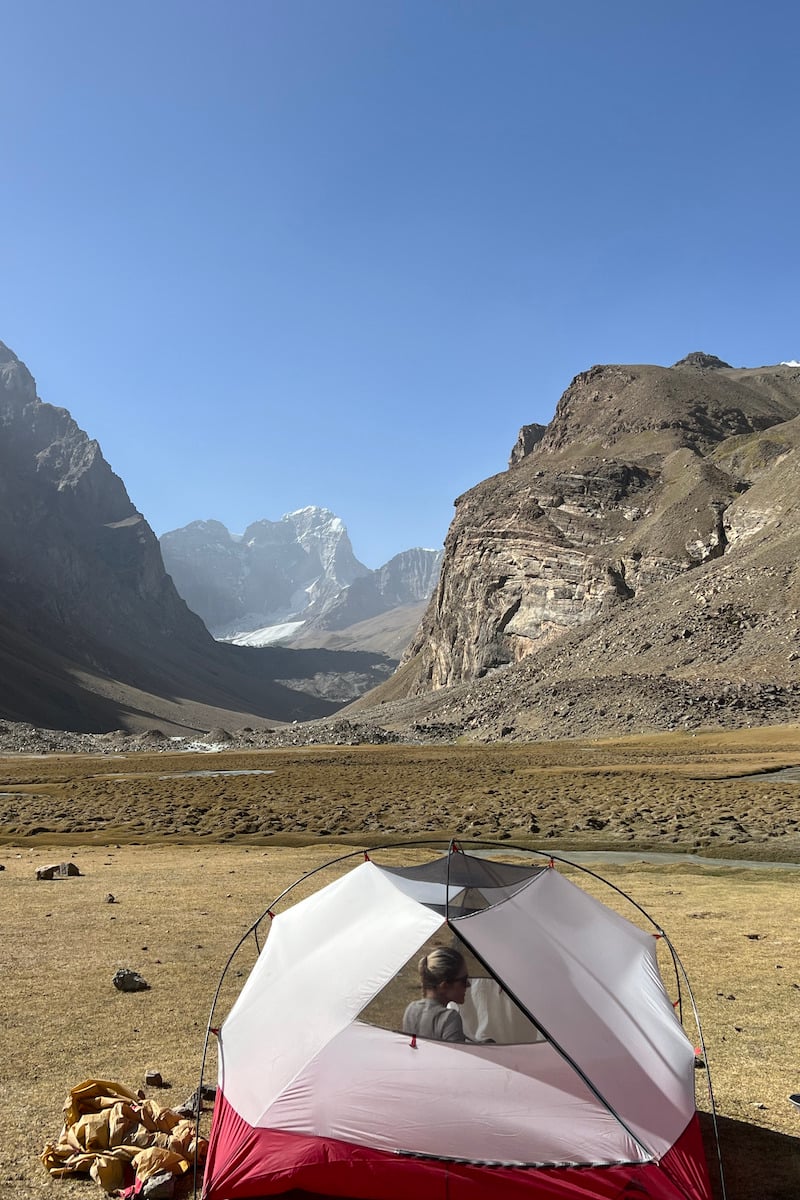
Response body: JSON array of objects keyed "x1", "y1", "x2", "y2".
[{"x1": 402, "y1": 998, "x2": 465, "y2": 1042}]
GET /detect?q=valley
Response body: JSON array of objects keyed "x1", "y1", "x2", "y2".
[{"x1": 1, "y1": 725, "x2": 798, "y2": 861}]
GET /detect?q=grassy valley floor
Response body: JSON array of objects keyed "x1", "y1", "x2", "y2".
[{"x1": 0, "y1": 724, "x2": 799, "y2": 859}]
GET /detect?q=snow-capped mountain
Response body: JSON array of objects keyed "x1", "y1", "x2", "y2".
[
  {"x1": 160, "y1": 508, "x2": 441, "y2": 650},
  {"x1": 300, "y1": 546, "x2": 444, "y2": 634}
]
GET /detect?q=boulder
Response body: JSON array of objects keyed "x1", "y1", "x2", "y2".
[
  {"x1": 112, "y1": 968, "x2": 150, "y2": 992},
  {"x1": 36, "y1": 862, "x2": 81, "y2": 880}
]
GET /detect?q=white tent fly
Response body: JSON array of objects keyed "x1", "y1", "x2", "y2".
[{"x1": 200, "y1": 843, "x2": 718, "y2": 1200}]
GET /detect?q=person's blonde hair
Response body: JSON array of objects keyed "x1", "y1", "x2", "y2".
[{"x1": 419, "y1": 946, "x2": 466, "y2": 992}]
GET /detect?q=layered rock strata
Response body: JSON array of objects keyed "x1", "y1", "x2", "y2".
[{"x1": 403, "y1": 357, "x2": 800, "y2": 691}]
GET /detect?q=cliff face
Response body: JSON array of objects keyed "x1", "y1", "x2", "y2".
[
  {"x1": 0, "y1": 343, "x2": 205, "y2": 659},
  {"x1": 403, "y1": 357, "x2": 800, "y2": 691}
]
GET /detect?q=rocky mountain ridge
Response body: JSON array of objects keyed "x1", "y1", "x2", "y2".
[
  {"x1": 160, "y1": 512, "x2": 442, "y2": 654},
  {"x1": 396, "y1": 355, "x2": 800, "y2": 698},
  {"x1": 0, "y1": 341, "x2": 393, "y2": 732}
]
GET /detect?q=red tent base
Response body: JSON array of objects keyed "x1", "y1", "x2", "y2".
[{"x1": 203, "y1": 1093, "x2": 712, "y2": 1200}]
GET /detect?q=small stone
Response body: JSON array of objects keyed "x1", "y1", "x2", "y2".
[
  {"x1": 112, "y1": 968, "x2": 150, "y2": 992},
  {"x1": 145, "y1": 1070, "x2": 164, "y2": 1087},
  {"x1": 174, "y1": 1084, "x2": 217, "y2": 1118}
]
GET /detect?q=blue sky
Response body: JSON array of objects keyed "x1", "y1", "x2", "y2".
[{"x1": 2, "y1": 1, "x2": 798, "y2": 568}]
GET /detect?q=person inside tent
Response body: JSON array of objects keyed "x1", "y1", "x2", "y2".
[{"x1": 402, "y1": 947, "x2": 470, "y2": 1042}]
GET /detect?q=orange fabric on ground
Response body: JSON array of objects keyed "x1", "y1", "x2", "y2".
[{"x1": 41, "y1": 1079, "x2": 207, "y2": 1192}]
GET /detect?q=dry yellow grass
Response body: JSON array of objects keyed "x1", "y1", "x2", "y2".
[{"x1": 1, "y1": 842, "x2": 798, "y2": 1200}]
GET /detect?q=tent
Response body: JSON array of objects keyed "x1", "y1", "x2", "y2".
[{"x1": 201, "y1": 845, "x2": 715, "y2": 1200}]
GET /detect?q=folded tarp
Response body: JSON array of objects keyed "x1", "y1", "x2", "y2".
[{"x1": 41, "y1": 1078, "x2": 207, "y2": 1194}]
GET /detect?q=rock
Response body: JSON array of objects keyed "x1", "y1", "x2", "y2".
[
  {"x1": 509, "y1": 422, "x2": 547, "y2": 466},
  {"x1": 174, "y1": 1083, "x2": 217, "y2": 1118},
  {"x1": 36, "y1": 862, "x2": 81, "y2": 880},
  {"x1": 144, "y1": 1069, "x2": 164, "y2": 1087},
  {"x1": 112, "y1": 968, "x2": 150, "y2": 992},
  {"x1": 137, "y1": 1171, "x2": 175, "y2": 1199},
  {"x1": 202, "y1": 727, "x2": 233, "y2": 744}
]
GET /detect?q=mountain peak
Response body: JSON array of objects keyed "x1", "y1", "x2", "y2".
[
  {"x1": 672, "y1": 351, "x2": 732, "y2": 369},
  {"x1": 285, "y1": 505, "x2": 337, "y2": 521},
  {"x1": 161, "y1": 506, "x2": 370, "y2": 635},
  {"x1": 0, "y1": 341, "x2": 37, "y2": 403},
  {"x1": 283, "y1": 506, "x2": 345, "y2": 536}
]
